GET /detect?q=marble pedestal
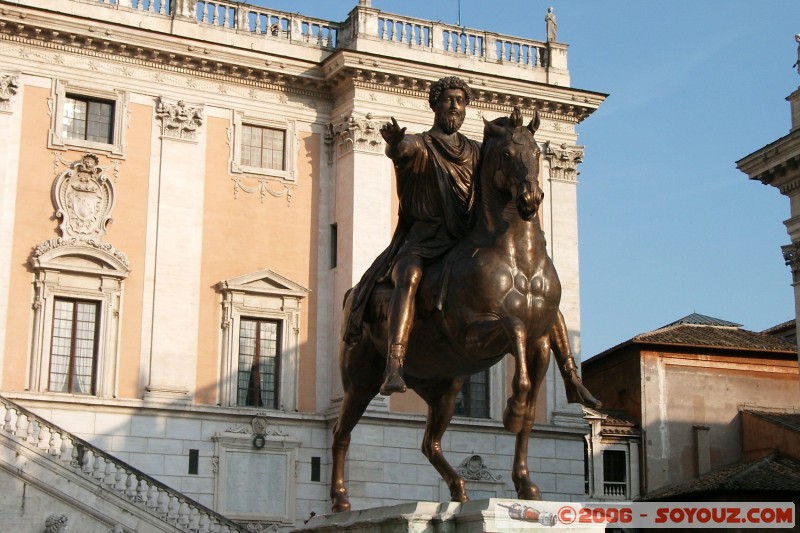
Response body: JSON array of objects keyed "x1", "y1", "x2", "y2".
[{"x1": 295, "y1": 499, "x2": 605, "y2": 532}]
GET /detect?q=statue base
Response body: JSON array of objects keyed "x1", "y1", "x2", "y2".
[{"x1": 295, "y1": 499, "x2": 606, "y2": 532}]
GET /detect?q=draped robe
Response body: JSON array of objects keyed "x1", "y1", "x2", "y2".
[{"x1": 344, "y1": 130, "x2": 480, "y2": 343}]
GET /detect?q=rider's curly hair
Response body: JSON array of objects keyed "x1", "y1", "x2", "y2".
[{"x1": 428, "y1": 76, "x2": 472, "y2": 109}]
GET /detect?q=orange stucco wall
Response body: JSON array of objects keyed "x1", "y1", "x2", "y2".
[
  {"x1": 1, "y1": 86, "x2": 150, "y2": 396},
  {"x1": 106, "y1": 102, "x2": 151, "y2": 398},
  {"x1": 195, "y1": 117, "x2": 320, "y2": 410},
  {"x1": 2, "y1": 85, "x2": 53, "y2": 390}
]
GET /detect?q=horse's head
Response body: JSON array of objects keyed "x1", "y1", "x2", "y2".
[{"x1": 482, "y1": 107, "x2": 543, "y2": 221}]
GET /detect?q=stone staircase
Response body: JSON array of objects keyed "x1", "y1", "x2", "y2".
[{"x1": 0, "y1": 394, "x2": 246, "y2": 532}]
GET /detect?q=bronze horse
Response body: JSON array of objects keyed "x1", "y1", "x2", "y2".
[{"x1": 330, "y1": 107, "x2": 598, "y2": 513}]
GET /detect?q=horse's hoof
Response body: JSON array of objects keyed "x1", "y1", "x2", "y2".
[
  {"x1": 331, "y1": 494, "x2": 351, "y2": 513},
  {"x1": 565, "y1": 374, "x2": 602, "y2": 408},
  {"x1": 517, "y1": 482, "x2": 542, "y2": 501},
  {"x1": 449, "y1": 479, "x2": 468, "y2": 503},
  {"x1": 503, "y1": 399, "x2": 526, "y2": 433},
  {"x1": 379, "y1": 375, "x2": 407, "y2": 396}
]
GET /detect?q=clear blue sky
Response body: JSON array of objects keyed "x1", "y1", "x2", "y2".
[{"x1": 251, "y1": 0, "x2": 799, "y2": 358}]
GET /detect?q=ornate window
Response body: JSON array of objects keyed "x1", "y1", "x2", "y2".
[
  {"x1": 48, "y1": 80, "x2": 128, "y2": 157},
  {"x1": 228, "y1": 111, "x2": 295, "y2": 181},
  {"x1": 218, "y1": 270, "x2": 308, "y2": 410},
  {"x1": 63, "y1": 95, "x2": 114, "y2": 144},
  {"x1": 455, "y1": 370, "x2": 491, "y2": 418},
  {"x1": 49, "y1": 298, "x2": 100, "y2": 394},
  {"x1": 29, "y1": 154, "x2": 129, "y2": 397},
  {"x1": 237, "y1": 318, "x2": 281, "y2": 408},
  {"x1": 241, "y1": 124, "x2": 285, "y2": 171}
]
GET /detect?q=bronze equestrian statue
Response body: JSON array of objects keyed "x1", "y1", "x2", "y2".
[{"x1": 332, "y1": 81, "x2": 600, "y2": 513}]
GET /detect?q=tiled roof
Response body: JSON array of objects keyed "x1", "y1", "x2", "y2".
[
  {"x1": 662, "y1": 313, "x2": 742, "y2": 328},
  {"x1": 762, "y1": 319, "x2": 796, "y2": 335},
  {"x1": 639, "y1": 452, "x2": 800, "y2": 500},
  {"x1": 633, "y1": 324, "x2": 797, "y2": 353},
  {"x1": 599, "y1": 409, "x2": 640, "y2": 436},
  {"x1": 583, "y1": 314, "x2": 797, "y2": 366},
  {"x1": 743, "y1": 409, "x2": 800, "y2": 433}
]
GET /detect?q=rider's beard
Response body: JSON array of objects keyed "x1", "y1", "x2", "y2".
[{"x1": 436, "y1": 110, "x2": 465, "y2": 134}]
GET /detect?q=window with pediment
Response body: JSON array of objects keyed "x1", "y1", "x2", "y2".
[{"x1": 218, "y1": 270, "x2": 308, "y2": 410}]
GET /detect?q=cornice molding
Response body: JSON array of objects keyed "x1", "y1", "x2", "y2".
[
  {"x1": 340, "y1": 68, "x2": 594, "y2": 123},
  {"x1": 0, "y1": 12, "x2": 330, "y2": 101}
]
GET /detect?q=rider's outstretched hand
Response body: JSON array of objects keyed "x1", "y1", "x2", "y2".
[{"x1": 380, "y1": 117, "x2": 406, "y2": 146}]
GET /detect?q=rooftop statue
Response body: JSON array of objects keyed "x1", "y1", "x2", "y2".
[
  {"x1": 545, "y1": 7, "x2": 557, "y2": 43},
  {"x1": 794, "y1": 34, "x2": 800, "y2": 76},
  {"x1": 330, "y1": 76, "x2": 600, "y2": 512}
]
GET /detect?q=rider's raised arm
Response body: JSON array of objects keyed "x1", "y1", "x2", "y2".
[{"x1": 381, "y1": 117, "x2": 417, "y2": 162}]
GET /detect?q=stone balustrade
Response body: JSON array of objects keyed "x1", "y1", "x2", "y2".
[
  {"x1": 374, "y1": 13, "x2": 548, "y2": 68},
  {"x1": 0, "y1": 394, "x2": 246, "y2": 533},
  {"x1": 96, "y1": 0, "x2": 172, "y2": 15},
  {"x1": 83, "y1": 0, "x2": 556, "y2": 69}
]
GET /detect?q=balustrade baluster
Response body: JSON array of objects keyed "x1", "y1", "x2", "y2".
[
  {"x1": 146, "y1": 483, "x2": 158, "y2": 509},
  {"x1": 159, "y1": 0, "x2": 166, "y2": 16},
  {"x1": 212, "y1": 4, "x2": 220, "y2": 26},
  {"x1": 198, "y1": 514, "x2": 211, "y2": 533},
  {"x1": 254, "y1": 12, "x2": 261, "y2": 34},
  {"x1": 114, "y1": 466, "x2": 125, "y2": 492},
  {"x1": 148, "y1": 0, "x2": 155, "y2": 14},
  {"x1": 93, "y1": 453, "x2": 105, "y2": 481},
  {"x1": 400, "y1": 23, "x2": 407, "y2": 44},
  {"x1": 380, "y1": 19, "x2": 387, "y2": 40},
  {"x1": 158, "y1": 489, "x2": 169, "y2": 516},
  {"x1": 188, "y1": 508, "x2": 200, "y2": 531},
  {"x1": 126, "y1": 472, "x2": 137, "y2": 498},
  {"x1": 14, "y1": 411, "x2": 27, "y2": 438},
  {"x1": 223, "y1": 7, "x2": 230, "y2": 29},
  {"x1": 136, "y1": 478, "x2": 147, "y2": 502},
  {"x1": 1, "y1": 405, "x2": 9, "y2": 433},
  {"x1": 59, "y1": 436, "x2": 70, "y2": 463},
  {"x1": 48, "y1": 429, "x2": 59, "y2": 455},
  {"x1": 103, "y1": 460, "x2": 115, "y2": 487},
  {"x1": 82, "y1": 448, "x2": 93, "y2": 474},
  {"x1": 168, "y1": 495, "x2": 179, "y2": 523},
  {"x1": 26, "y1": 416, "x2": 36, "y2": 443},
  {"x1": 178, "y1": 500, "x2": 190, "y2": 526}
]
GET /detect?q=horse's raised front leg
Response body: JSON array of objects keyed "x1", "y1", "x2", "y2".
[
  {"x1": 550, "y1": 310, "x2": 601, "y2": 408},
  {"x1": 465, "y1": 316, "x2": 530, "y2": 433},
  {"x1": 413, "y1": 377, "x2": 468, "y2": 503},
  {"x1": 331, "y1": 341, "x2": 381, "y2": 513},
  {"x1": 512, "y1": 336, "x2": 551, "y2": 501}
]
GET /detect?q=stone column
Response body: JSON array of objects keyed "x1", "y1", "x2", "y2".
[
  {"x1": 0, "y1": 73, "x2": 20, "y2": 388},
  {"x1": 543, "y1": 141, "x2": 586, "y2": 427},
  {"x1": 781, "y1": 240, "x2": 800, "y2": 362},
  {"x1": 329, "y1": 110, "x2": 393, "y2": 411},
  {"x1": 142, "y1": 97, "x2": 206, "y2": 403}
]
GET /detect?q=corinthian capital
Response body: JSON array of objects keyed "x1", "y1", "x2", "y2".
[
  {"x1": 782, "y1": 242, "x2": 800, "y2": 285},
  {"x1": 329, "y1": 111, "x2": 385, "y2": 157},
  {"x1": 544, "y1": 141, "x2": 584, "y2": 182}
]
